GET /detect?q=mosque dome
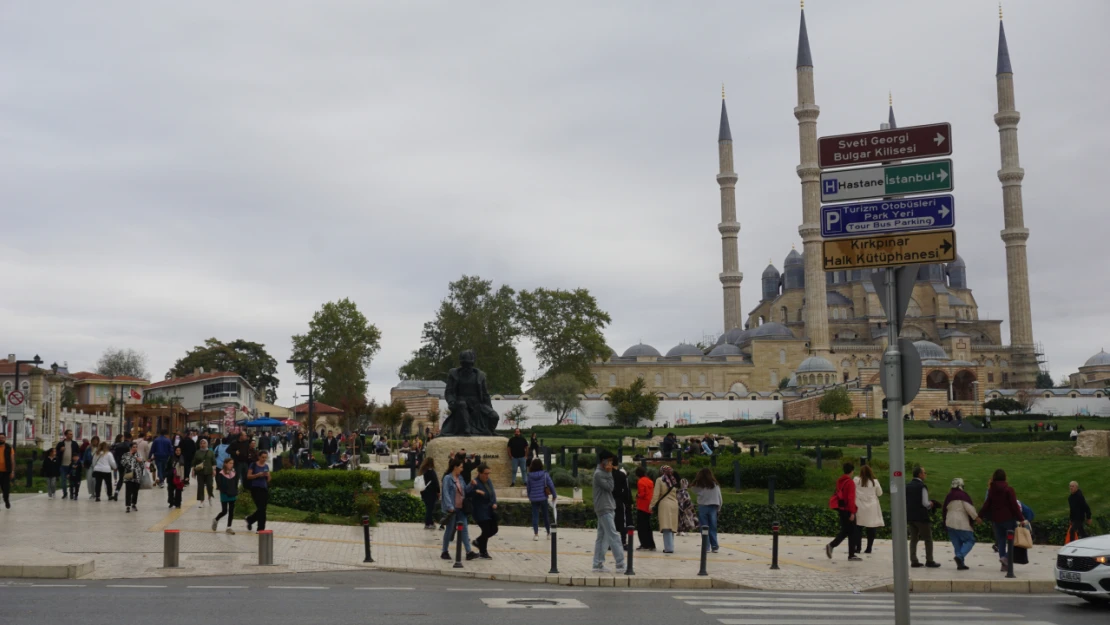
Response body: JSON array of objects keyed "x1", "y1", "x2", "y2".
[
  {"x1": 948, "y1": 255, "x2": 966, "y2": 269},
  {"x1": 913, "y1": 340, "x2": 949, "y2": 361},
  {"x1": 784, "y1": 248, "x2": 803, "y2": 267},
  {"x1": 786, "y1": 373, "x2": 798, "y2": 388},
  {"x1": 622, "y1": 343, "x2": 661, "y2": 358},
  {"x1": 749, "y1": 322, "x2": 794, "y2": 340},
  {"x1": 1084, "y1": 349, "x2": 1110, "y2": 367},
  {"x1": 797, "y1": 355, "x2": 836, "y2": 373},
  {"x1": 708, "y1": 343, "x2": 743, "y2": 357},
  {"x1": 666, "y1": 343, "x2": 705, "y2": 357},
  {"x1": 722, "y1": 327, "x2": 752, "y2": 346},
  {"x1": 762, "y1": 263, "x2": 781, "y2": 279}
]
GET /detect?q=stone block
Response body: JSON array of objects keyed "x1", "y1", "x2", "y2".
[
  {"x1": 426, "y1": 436, "x2": 513, "y2": 490},
  {"x1": 949, "y1": 580, "x2": 991, "y2": 593},
  {"x1": 990, "y1": 580, "x2": 1030, "y2": 593},
  {"x1": 1075, "y1": 430, "x2": 1110, "y2": 457},
  {"x1": 599, "y1": 576, "x2": 614, "y2": 587},
  {"x1": 911, "y1": 580, "x2": 951, "y2": 593},
  {"x1": 612, "y1": 576, "x2": 629, "y2": 587},
  {"x1": 584, "y1": 576, "x2": 600, "y2": 587},
  {"x1": 558, "y1": 575, "x2": 572, "y2": 585},
  {"x1": 1028, "y1": 580, "x2": 1055, "y2": 593},
  {"x1": 0, "y1": 565, "x2": 21, "y2": 577},
  {"x1": 629, "y1": 577, "x2": 655, "y2": 588}
]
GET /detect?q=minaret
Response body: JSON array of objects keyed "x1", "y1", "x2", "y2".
[
  {"x1": 794, "y1": 5, "x2": 830, "y2": 356},
  {"x1": 994, "y1": 10, "x2": 1038, "y2": 387},
  {"x1": 718, "y1": 87, "x2": 743, "y2": 331}
]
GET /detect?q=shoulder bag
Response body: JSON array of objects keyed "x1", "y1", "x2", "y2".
[
  {"x1": 1013, "y1": 523, "x2": 1033, "y2": 549},
  {"x1": 652, "y1": 482, "x2": 674, "y2": 514},
  {"x1": 414, "y1": 475, "x2": 427, "y2": 492}
]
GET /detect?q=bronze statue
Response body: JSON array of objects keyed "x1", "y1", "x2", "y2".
[{"x1": 440, "y1": 350, "x2": 500, "y2": 436}]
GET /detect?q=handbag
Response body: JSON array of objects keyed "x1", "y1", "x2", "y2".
[
  {"x1": 414, "y1": 475, "x2": 427, "y2": 492},
  {"x1": 1013, "y1": 524, "x2": 1033, "y2": 549},
  {"x1": 124, "y1": 472, "x2": 135, "y2": 480},
  {"x1": 652, "y1": 483, "x2": 674, "y2": 514}
]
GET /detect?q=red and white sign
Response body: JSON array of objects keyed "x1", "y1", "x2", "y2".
[
  {"x1": 130, "y1": 389, "x2": 142, "y2": 401},
  {"x1": 7, "y1": 391, "x2": 25, "y2": 406}
]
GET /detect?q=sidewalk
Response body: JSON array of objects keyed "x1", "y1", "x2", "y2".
[{"x1": 0, "y1": 492, "x2": 1057, "y2": 592}]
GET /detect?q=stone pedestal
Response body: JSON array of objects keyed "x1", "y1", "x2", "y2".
[
  {"x1": 1075, "y1": 430, "x2": 1110, "y2": 457},
  {"x1": 425, "y1": 436, "x2": 512, "y2": 491}
]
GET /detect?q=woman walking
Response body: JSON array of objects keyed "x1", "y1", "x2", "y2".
[
  {"x1": 418, "y1": 457, "x2": 440, "y2": 530},
  {"x1": 853, "y1": 464, "x2": 884, "y2": 555},
  {"x1": 91, "y1": 442, "x2": 118, "y2": 502},
  {"x1": 689, "y1": 468, "x2": 722, "y2": 553},
  {"x1": 944, "y1": 477, "x2": 981, "y2": 570},
  {"x1": 42, "y1": 447, "x2": 61, "y2": 498},
  {"x1": 245, "y1": 450, "x2": 271, "y2": 532},
  {"x1": 166, "y1": 446, "x2": 185, "y2": 509},
  {"x1": 528, "y1": 433, "x2": 540, "y2": 464},
  {"x1": 650, "y1": 465, "x2": 680, "y2": 554},
  {"x1": 192, "y1": 438, "x2": 216, "y2": 508},
  {"x1": 120, "y1": 442, "x2": 145, "y2": 512},
  {"x1": 634, "y1": 467, "x2": 656, "y2": 550},
  {"x1": 83, "y1": 436, "x2": 100, "y2": 498},
  {"x1": 440, "y1": 457, "x2": 479, "y2": 561},
  {"x1": 526, "y1": 458, "x2": 556, "y2": 540},
  {"x1": 468, "y1": 463, "x2": 499, "y2": 559},
  {"x1": 980, "y1": 469, "x2": 1024, "y2": 571},
  {"x1": 212, "y1": 458, "x2": 238, "y2": 534},
  {"x1": 676, "y1": 474, "x2": 697, "y2": 535}
]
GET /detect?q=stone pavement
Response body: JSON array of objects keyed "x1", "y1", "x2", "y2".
[{"x1": 0, "y1": 492, "x2": 1057, "y2": 592}]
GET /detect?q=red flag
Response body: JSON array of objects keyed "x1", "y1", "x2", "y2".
[
  {"x1": 241, "y1": 405, "x2": 248, "y2": 413},
  {"x1": 130, "y1": 389, "x2": 142, "y2": 401}
]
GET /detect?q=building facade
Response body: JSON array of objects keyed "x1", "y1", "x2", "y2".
[{"x1": 143, "y1": 368, "x2": 256, "y2": 417}]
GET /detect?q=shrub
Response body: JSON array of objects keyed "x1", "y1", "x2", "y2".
[
  {"x1": 269, "y1": 486, "x2": 375, "y2": 517},
  {"x1": 687, "y1": 454, "x2": 808, "y2": 489},
  {"x1": 575, "y1": 453, "x2": 598, "y2": 468},
  {"x1": 379, "y1": 491, "x2": 424, "y2": 523},
  {"x1": 270, "y1": 468, "x2": 380, "y2": 493},
  {"x1": 801, "y1": 447, "x2": 844, "y2": 460}
]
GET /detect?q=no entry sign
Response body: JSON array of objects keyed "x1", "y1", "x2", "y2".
[{"x1": 7, "y1": 390, "x2": 24, "y2": 406}]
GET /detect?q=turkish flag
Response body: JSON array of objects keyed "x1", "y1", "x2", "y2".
[
  {"x1": 130, "y1": 389, "x2": 142, "y2": 401},
  {"x1": 241, "y1": 405, "x2": 248, "y2": 413}
]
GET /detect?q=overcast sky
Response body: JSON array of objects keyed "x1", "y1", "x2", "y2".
[{"x1": 2, "y1": 1, "x2": 1106, "y2": 405}]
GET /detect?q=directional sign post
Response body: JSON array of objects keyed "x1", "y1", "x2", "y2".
[
  {"x1": 819, "y1": 122, "x2": 951, "y2": 169},
  {"x1": 821, "y1": 194, "x2": 954, "y2": 238},
  {"x1": 823, "y1": 230, "x2": 955, "y2": 271},
  {"x1": 820, "y1": 159, "x2": 952, "y2": 203}
]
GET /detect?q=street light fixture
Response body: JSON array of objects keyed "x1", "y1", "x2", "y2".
[
  {"x1": 287, "y1": 359, "x2": 315, "y2": 445},
  {"x1": 10, "y1": 354, "x2": 43, "y2": 448}
]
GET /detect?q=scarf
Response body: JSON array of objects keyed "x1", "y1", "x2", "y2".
[
  {"x1": 661, "y1": 466, "x2": 677, "y2": 488},
  {"x1": 221, "y1": 468, "x2": 236, "y2": 480},
  {"x1": 942, "y1": 487, "x2": 973, "y2": 526}
]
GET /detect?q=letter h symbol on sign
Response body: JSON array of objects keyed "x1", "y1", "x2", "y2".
[{"x1": 823, "y1": 179, "x2": 838, "y2": 195}]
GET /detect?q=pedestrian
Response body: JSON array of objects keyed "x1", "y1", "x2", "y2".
[
  {"x1": 650, "y1": 465, "x2": 679, "y2": 554},
  {"x1": 852, "y1": 464, "x2": 884, "y2": 555},
  {"x1": 634, "y1": 466, "x2": 656, "y2": 551},
  {"x1": 212, "y1": 458, "x2": 238, "y2": 534},
  {"x1": 825, "y1": 462, "x2": 861, "y2": 561},
  {"x1": 469, "y1": 463, "x2": 498, "y2": 559},
  {"x1": 591, "y1": 450, "x2": 625, "y2": 573},
  {"x1": 1067, "y1": 481, "x2": 1093, "y2": 541},
  {"x1": 82, "y1": 436, "x2": 100, "y2": 498},
  {"x1": 177, "y1": 430, "x2": 196, "y2": 486},
  {"x1": 120, "y1": 442, "x2": 144, "y2": 512},
  {"x1": 229, "y1": 432, "x2": 251, "y2": 489},
  {"x1": 323, "y1": 431, "x2": 339, "y2": 467},
  {"x1": 689, "y1": 467, "x2": 721, "y2": 553},
  {"x1": 151, "y1": 430, "x2": 173, "y2": 488},
  {"x1": 42, "y1": 447, "x2": 61, "y2": 499},
  {"x1": 166, "y1": 446, "x2": 185, "y2": 508},
  {"x1": 0, "y1": 432, "x2": 12, "y2": 509},
  {"x1": 245, "y1": 450, "x2": 271, "y2": 533},
  {"x1": 440, "y1": 457, "x2": 479, "y2": 561},
  {"x1": 943, "y1": 477, "x2": 981, "y2": 570},
  {"x1": 56, "y1": 430, "x2": 81, "y2": 498},
  {"x1": 418, "y1": 457, "x2": 440, "y2": 530},
  {"x1": 612, "y1": 460, "x2": 633, "y2": 549},
  {"x1": 111, "y1": 434, "x2": 129, "y2": 493},
  {"x1": 91, "y1": 441, "x2": 119, "y2": 502},
  {"x1": 526, "y1": 458, "x2": 556, "y2": 540},
  {"x1": 906, "y1": 465, "x2": 940, "y2": 568},
  {"x1": 507, "y1": 429, "x2": 528, "y2": 487},
  {"x1": 528, "y1": 433, "x2": 540, "y2": 465},
  {"x1": 67, "y1": 451, "x2": 83, "y2": 500},
  {"x1": 192, "y1": 438, "x2": 216, "y2": 508},
  {"x1": 980, "y1": 468, "x2": 1024, "y2": 571},
  {"x1": 137, "y1": 432, "x2": 151, "y2": 463},
  {"x1": 676, "y1": 474, "x2": 697, "y2": 535}
]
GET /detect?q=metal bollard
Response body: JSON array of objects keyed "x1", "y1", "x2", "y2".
[
  {"x1": 259, "y1": 530, "x2": 274, "y2": 566},
  {"x1": 733, "y1": 461, "x2": 741, "y2": 492},
  {"x1": 572, "y1": 454, "x2": 579, "y2": 478},
  {"x1": 549, "y1": 526, "x2": 559, "y2": 574},
  {"x1": 25, "y1": 460, "x2": 33, "y2": 487},
  {"x1": 544, "y1": 447, "x2": 552, "y2": 470},
  {"x1": 698, "y1": 525, "x2": 709, "y2": 576},
  {"x1": 768, "y1": 475, "x2": 776, "y2": 506},
  {"x1": 770, "y1": 521, "x2": 781, "y2": 570},
  {"x1": 762, "y1": 442, "x2": 768, "y2": 457},
  {"x1": 866, "y1": 443, "x2": 872, "y2": 462},
  {"x1": 618, "y1": 445, "x2": 623, "y2": 464},
  {"x1": 640, "y1": 458, "x2": 647, "y2": 472},
  {"x1": 454, "y1": 522, "x2": 464, "y2": 569},
  {"x1": 824, "y1": 439, "x2": 830, "y2": 448},
  {"x1": 733, "y1": 441, "x2": 738, "y2": 453},
  {"x1": 816, "y1": 446, "x2": 823, "y2": 470},
  {"x1": 1006, "y1": 530, "x2": 1016, "y2": 578},
  {"x1": 750, "y1": 445, "x2": 755, "y2": 458},
  {"x1": 362, "y1": 515, "x2": 374, "y2": 563},
  {"x1": 625, "y1": 526, "x2": 636, "y2": 575},
  {"x1": 163, "y1": 529, "x2": 180, "y2": 568}
]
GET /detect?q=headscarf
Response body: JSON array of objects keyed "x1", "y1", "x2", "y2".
[
  {"x1": 942, "y1": 478, "x2": 973, "y2": 526},
  {"x1": 661, "y1": 465, "x2": 677, "y2": 488}
]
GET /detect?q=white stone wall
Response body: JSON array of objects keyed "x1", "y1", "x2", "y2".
[{"x1": 434, "y1": 398, "x2": 784, "y2": 429}]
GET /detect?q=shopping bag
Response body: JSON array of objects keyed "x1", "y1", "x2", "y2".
[
  {"x1": 549, "y1": 496, "x2": 558, "y2": 525},
  {"x1": 140, "y1": 466, "x2": 153, "y2": 490},
  {"x1": 1014, "y1": 524, "x2": 1033, "y2": 549}
]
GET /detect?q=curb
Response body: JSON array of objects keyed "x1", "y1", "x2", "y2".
[
  {"x1": 368, "y1": 565, "x2": 746, "y2": 589},
  {"x1": 0, "y1": 561, "x2": 95, "y2": 579},
  {"x1": 863, "y1": 579, "x2": 1056, "y2": 594}
]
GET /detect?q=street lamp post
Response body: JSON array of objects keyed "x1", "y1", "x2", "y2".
[
  {"x1": 11, "y1": 355, "x2": 43, "y2": 448},
  {"x1": 287, "y1": 359, "x2": 315, "y2": 447}
]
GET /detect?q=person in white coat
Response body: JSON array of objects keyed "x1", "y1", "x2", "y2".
[
  {"x1": 90, "y1": 442, "x2": 119, "y2": 502},
  {"x1": 852, "y1": 464, "x2": 884, "y2": 555}
]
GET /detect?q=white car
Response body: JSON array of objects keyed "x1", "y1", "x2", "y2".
[{"x1": 1055, "y1": 533, "x2": 1110, "y2": 604}]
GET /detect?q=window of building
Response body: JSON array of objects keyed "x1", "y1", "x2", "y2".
[
  {"x1": 654, "y1": 373, "x2": 662, "y2": 387},
  {"x1": 988, "y1": 372, "x2": 994, "y2": 383},
  {"x1": 699, "y1": 373, "x2": 706, "y2": 386},
  {"x1": 779, "y1": 349, "x2": 786, "y2": 364},
  {"x1": 1000, "y1": 360, "x2": 1009, "y2": 369},
  {"x1": 1002, "y1": 372, "x2": 1009, "y2": 384},
  {"x1": 592, "y1": 374, "x2": 598, "y2": 386},
  {"x1": 770, "y1": 370, "x2": 778, "y2": 386},
  {"x1": 609, "y1": 374, "x2": 616, "y2": 387},
  {"x1": 681, "y1": 374, "x2": 689, "y2": 387},
  {"x1": 203, "y1": 381, "x2": 241, "y2": 400}
]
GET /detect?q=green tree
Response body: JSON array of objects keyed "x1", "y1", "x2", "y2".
[
  {"x1": 170, "y1": 338, "x2": 281, "y2": 403},
  {"x1": 291, "y1": 298, "x2": 382, "y2": 419},
  {"x1": 399, "y1": 275, "x2": 524, "y2": 394},
  {"x1": 778, "y1": 376, "x2": 791, "y2": 390},
  {"x1": 532, "y1": 373, "x2": 585, "y2": 425},
  {"x1": 982, "y1": 397, "x2": 1023, "y2": 415},
  {"x1": 1035, "y1": 371, "x2": 1054, "y2": 389},
  {"x1": 818, "y1": 387, "x2": 853, "y2": 421},
  {"x1": 60, "y1": 388, "x2": 77, "y2": 410},
  {"x1": 503, "y1": 404, "x2": 528, "y2": 429},
  {"x1": 374, "y1": 400, "x2": 407, "y2": 442},
  {"x1": 96, "y1": 348, "x2": 150, "y2": 380},
  {"x1": 517, "y1": 287, "x2": 611, "y2": 386},
  {"x1": 607, "y1": 377, "x2": 659, "y2": 427}
]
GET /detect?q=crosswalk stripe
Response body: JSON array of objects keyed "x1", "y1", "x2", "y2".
[
  {"x1": 682, "y1": 598, "x2": 961, "y2": 606},
  {"x1": 673, "y1": 593, "x2": 956, "y2": 603},
  {"x1": 693, "y1": 602, "x2": 986, "y2": 611},
  {"x1": 703, "y1": 609, "x2": 1017, "y2": 618}
]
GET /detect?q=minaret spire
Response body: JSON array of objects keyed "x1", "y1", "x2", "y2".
[
  {"x1": 994, "y1": 12, "x2": 1037, "y2": 386},
  {"x1": 888, "y1": 92, "x2": 897, "y2": 128},
  {"x1": 717, "y1": 92, "x2": 743, "y2": 331},
  {"x1": 794, "y1": 5, "x2": 830, "y2": 357}
]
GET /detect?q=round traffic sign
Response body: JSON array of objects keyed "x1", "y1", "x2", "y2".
[{"x1": 7, "y1": 390, "x2": 25, "y2": 406}]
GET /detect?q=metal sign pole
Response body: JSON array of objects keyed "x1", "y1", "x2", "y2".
[{"x1": 883, "y1": 267, "x2": 910, "y2": 625}]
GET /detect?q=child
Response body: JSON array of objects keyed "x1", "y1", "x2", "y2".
[
  {"x1": 212, "y1": 458, "x2": 238, "y2": 534},
  {"x1": 68, "y1": 454, "x2": 83, "y2": 500},
  {"x1": 41, "y1": 448, "x2": 61, "y2": 498}
]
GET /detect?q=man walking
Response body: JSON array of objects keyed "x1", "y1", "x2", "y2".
[
  {"x1": 825, "y1": 463, "x2": 860, "y2": 561},
  {"x1": 1068, "y1": 481, "x2": 1093, "y2": 540},
  {"x1": 322, "y1": 431, "x2": 339, "y2": 467},
  {"x1": 591, "y1": 450, "x2": 626, "y2": 573},
  {"x1": 56, "y1": 430, "x2": 81, "y2": 498},
  {"x1": 229, "y1": 432, "x2": 251, "y2": 489},
  {"x1": 178, "y1": 430, "x2": 196, "y2": 486},
  {"x1": 507, "y1": 429, "x2": 528, "y2": 487},
  {"x1": 0, "y1": 433, "x2": 13, "y2": 509},
  {"x1": 150, "y1": 430, "x2": 173, "y2": 487},
  {"x1": 906, "y1": 465, "x2": 940, "y2": 568}
]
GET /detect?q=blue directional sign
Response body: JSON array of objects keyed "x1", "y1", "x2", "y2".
[{"x1": 821, "y1": 194, "x2": 955, "y2": 239}]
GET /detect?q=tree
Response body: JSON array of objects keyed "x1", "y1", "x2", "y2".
[
  {"x1": 1035, "y1": 371, "x2": 1054, "y2": 389},
  {"x1": 778, "y1": 376, "x2": 791, "y2": 390},
  {"x1": 503, "y1": 404, "x2": 528, "y2": 429},
  {"x1": 399, "y1": 275, "x2": 524, "y2": 394},
  {"x1": 983, "y1": 397, "x2": 1023, "y2": 415},
  {"x1": 607, "y1": 377, "x2": 660, "y2": 427},
  {"x1": 1015, "y1": 389, "x2": 1038, "y2": 414},
  {"x1": 532, "y1": 373, "x2": 585, "y2": 425},
  {"x1": 291, "y1": 298, "x2": 381, "y2": 419},
  {"x1": 169, "y1": 338, "x2": 281, "y2": 403},
  {"x1": 818, "y1": 387, "x2": 853, "y2": 421},
  {"x1": 96, "y1": 348, "x2": 150, "y2": 380},
  {"x1": 60, "y1": 388, "x2": 76, "y2": 410},
  {"x1": 1058, "y1": 375, "x2": 1072, "y2": 388},
  {"x1": 517, "y1": 288, "x2": 612, "y2": 386},
  {"x1": 374, "y1": 401, "x2": 407, "y2": 442}
]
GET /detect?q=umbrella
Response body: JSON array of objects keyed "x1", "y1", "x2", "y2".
[{"x1": 241, "y1": 417, "x2": 285, "y2": 427}]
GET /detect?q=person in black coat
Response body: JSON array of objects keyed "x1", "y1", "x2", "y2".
[
  {"x1": 419, "y1": 457, "x2": 441, "y2": 530},
  {"x1": 177, "y1": 431, "x2": 196, "y2": 486},
  {"x1": 1069, "y1": 481, "x2": 1093, "y2": 539},
  {"x1": 612, "y1": 464, "x2": 633, "y2": 549}
]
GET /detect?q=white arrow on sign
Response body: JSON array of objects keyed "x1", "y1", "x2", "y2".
[
  {"x1": 934, "y1": 133, "x2": 946, "y2": 146},
  {"x1": 937, "y1": 169, "x2": 949, "y2": 182},
  {"x1": 938, "y1": 204, "x2": 950, "y2": 219}
]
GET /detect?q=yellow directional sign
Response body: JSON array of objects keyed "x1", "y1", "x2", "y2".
[{"x1": 823, "y1": 230, "x2": 956, "y2": 271}]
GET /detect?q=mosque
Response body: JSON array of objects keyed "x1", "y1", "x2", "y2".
[{"x1": 586, "y1": 8, "x2": 1055, "y2": 418}]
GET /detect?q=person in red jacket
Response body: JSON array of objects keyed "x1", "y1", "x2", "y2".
[
  {"x1": 980, "y1": 469, "x2": 1024, "y2": 571},
  {"x1": 826, "y1": 463, "x2": 861, "y2": 561}
]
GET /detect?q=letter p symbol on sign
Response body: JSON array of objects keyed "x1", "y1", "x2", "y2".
[
  {"x1": 823, "y1": 179, "x2": 838, "y2": 195},
  {"x1": 824, "y1": 208, "x2": 842, "y2": 234}
]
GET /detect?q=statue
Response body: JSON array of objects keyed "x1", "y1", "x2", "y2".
[{"x1": 440, "y1": 350, "x2": 500, "y2": 436}]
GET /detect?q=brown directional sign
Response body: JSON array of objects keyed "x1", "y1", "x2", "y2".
[
  {"x1": 819, "y1": 122, "x2": 952, "y2": 169},
  {"x1": 823, "y1": 230, "x2": 956, "y2": 271}
]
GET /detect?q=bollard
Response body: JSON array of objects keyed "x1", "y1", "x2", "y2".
[
  {"x1": 549, "y1": 526, "x2": 559, "y2": 574},
  {"x1": 711, "y1": 454, "x2": 717, "y2": 467},
  {"x1": 824, "y1": 439, "x2": 830, "y2": 448},
  {"x1": 572, "y1": 454, "x2": 579, "y2": 478},
  {"x1": 25, "y1": 460, "x2": 33, "y2": 487},
  {"x1": 258, "y1": 530, "x2": 274, "y2": 566},
  {"x1": 796, "y1": 440, "x2": 801, "y2": 450},
  {"x1": 770, "y1": 521, "x2": 781, "y2": 570},
  {"x1": 454, "y1": 522, "x2": 464, "y2": 569},
  {"x1": 866, "y1": 443, "x2": 872, "y2": 462},
  {"x1": 676, "y1": 449, "x2": 683, "y2": 465},
  {"x1": 762, "y1": 443, "x2": 768, "y2": 457},
  {"x1": 860, "y1": 456, "x2": 867, "y2": 468},
  {"x1": 625, "y1": 526, "x2": 636, "y2": 575},
  {"x1": 1006, "y1": 530, "x2": 1016, "y2": 578},
  {"x1": 698, "y1": 525, "x2": 709, "y2": 576},
  {"x1": 362, "y1": 515, "x2": 374, "y2": 563},
  {"x1": 750, "y1": 445, "x2": 755, "y2": 458},
  {"x1": 640, "y1": 458, "x2": 647, "y2": 472},
  {"x1": 163, "y1": 529, "x2": 180, "y2": 568},
  {"x1": 733, "y1": 460, "x2": 741, "y2": 492},
  {"x1": 618, "y1": 445, "x2": 623, "y2": 465},
  {"x1": 560, "y1": 448, "x2": 566, "y2": 468},
  {"x1": 733, "y1": 441, "x2": 738, "y2": 453},
  {"x1": 816, "y1": 446, "x2": 823, "y2": 470},
  {"x1": 768, "y1": 475, "x2": 776, "y2": 506},
  {"x1": 544, "y1": 447, "x2": 552, "y2": 470}
]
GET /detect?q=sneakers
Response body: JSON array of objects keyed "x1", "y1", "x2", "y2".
[
  {"x1": 198, "y1": 502, "x2": 204, "y2": 509},
  {"x1": 848, "y1": 555, "x2": 862, "y2": 561},
  {"x1": 441, "y1": 552, "x2": 451, "y2": 560},
  {"x1": 925, "y1": 562, "x2": 941, "y2": 568},
  {"x1": 226, "y1": 528, "x2": 235, "y2": 535},
  {"x1": 825, "y1": 543, "x2": 833, "y2": 559},
  {"x1": 999, "y1": 557, "x2": 1008, "y2": 571},
  {"x1": 212, "y1": 518, "x2": 218, "y2": 532},
  {"x1": 533, "y1": 534, "x2": 539, "y2": 541},
  {"x1": 247, "y1": 520, "x2": 254, "y2": 532},
  {"x1": 592, "y1": 565, "x2": 611, "y2": 573},
  {"x1": 711, "y1": 548, "x2": 719, "y2": 554},
  {"x1": 465, "y1": 552, "x2": 480, "y2": 561}
]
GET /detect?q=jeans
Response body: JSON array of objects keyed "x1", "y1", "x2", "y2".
[
  {"x1": 60, "y1": 465, "x2": 73, "y2": 494},
  {"x1": 124, "y1": 482, "x2": 139, "y2": 507},
  {"x1": 442, "y1": 510, "x2": 471, "y2": 554},
  {"x1": 215, "y1": 500, "x2": 236, "y2": 528},
  {"x1": 236, "y1": 462, "x2": 250, "y2": 489},
  {"x1": 662, "y1": 529, "x2": 675, "y2": 553},
  {"x1": 510, "y1": 457, "x2": 528, "y2": 484},
  {"x1": 829, "y1": 510, "x2": 859, "y2": 556},
  {"x1": 697, "y1": 505, "x2": 719, "y2": 550},
  {"x1": 531, "y1": 501, "x2": 550, "y2": 534},
  {"x1": 327, "y1": 453, "x2": 339, "y2": 466},
  {"x1": 475, "y1": 518, "x2": 499, "y2": 555},
  {"x1": 636, "y1": 510, "x2": 656, "y2": 549},
  {"x1": 948, "y1": 528, "x2": 976, "y2": 560},
  {"x1": 246, "y1": 487, "x2": 268, "y2": 531},
  {"x1": 909, "y1": 521, "x2": 935, "y2": 564},
  {"x1": 93, "y1": 471, "x2": 114, "y2": 500},
  {"x1": 47, "y1": 477, "x2": 58, "y2": 497},
  {"x1": 593, "y1": 511, "x2": 625, "y2": 569},
  {"x1": 992, "y1": 519, "x2": 1018, "y2": 560},
  {"x1": 154, "y1": 456, "x2": 170, "y2": 483},
  {"x1": 854, "y1": 526, "x2": 877, "y2": 554}
]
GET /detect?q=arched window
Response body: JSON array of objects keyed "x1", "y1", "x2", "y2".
[
  {"x1": 841, "y1": 359, "x2": 851, "y2": 369},
  {"x1": 681, "y1": 374, "x2": 689, "y2": 387},
  {"x1": 779, "y1": 349, "x2": 787, "y2": 364},
  {"x1": 1000, "y1": 360, "x2": 1009, "y2": 369},
  {"x1": 780, "y1": 306, "x2": 788, "y2": 323},
  {"x1": 608, "y1": 374, "x2": 616, "y2": 387},
  {"x1": 832, "y1": 308, "x2": 839, "y2": 319},
  {"x1": 654, "y1": 373, "x2": 662, "y2": 387}
]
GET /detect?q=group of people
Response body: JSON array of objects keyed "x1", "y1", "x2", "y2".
[
  {"x1": 930, "y1": 408, "x2": 963, "y2": 423},
  {"x1": 1029, "y1": 421, "x2": 1060, "y2": 432},
  {"x1": 656, "y1": 432, "x2": 721, "y2": 458}
]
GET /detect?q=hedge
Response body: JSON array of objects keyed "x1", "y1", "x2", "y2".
[
  {"x1": 687, "y1": 453, "x2": 809, "y2": 489},
  {"x1": 269, "y1": 487, "x2": 378, "y2": 518},
  {"x1": 270, "y1": 468, "x2": 381, "y2": 493},
  {"x1": 801, "y1": 447, "x2": 844, "y2": 460}
]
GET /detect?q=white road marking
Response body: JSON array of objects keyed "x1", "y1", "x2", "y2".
[
  {"x1": 694, "y1": 602, "x2": 987, "y2": 611},
  {"x1": 107, "y1": 585, "x2": 168, "y2": 589},
  {"x1": 30, "y1": 584, "x2": 86, "y2": 588},
  {"x1": 707, "y1": 610, "x2": 1020, "y2": 618},
  {"x1": 682, "y1": 598, "x2": 960, "y2": 605},
  {"x1": 267, "y1": 586, "x2": 329, "y2": 590},
  {"x1": 718, "y1": 622, "x2": 1059, "y2": 625},
  {"x1": 449, "y1": 587, "x2": 502, "y2": 591},
  {"x1": 355, "y1": 587, "x2": 415, "y2": 591},
  {"x1": 187, "y1": 585, "x2": 247, "y2": 589}
]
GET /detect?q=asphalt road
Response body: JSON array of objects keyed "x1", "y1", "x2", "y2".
[{"x1": 1, "y1": 571, "x2": 1107, "y2": 625}]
